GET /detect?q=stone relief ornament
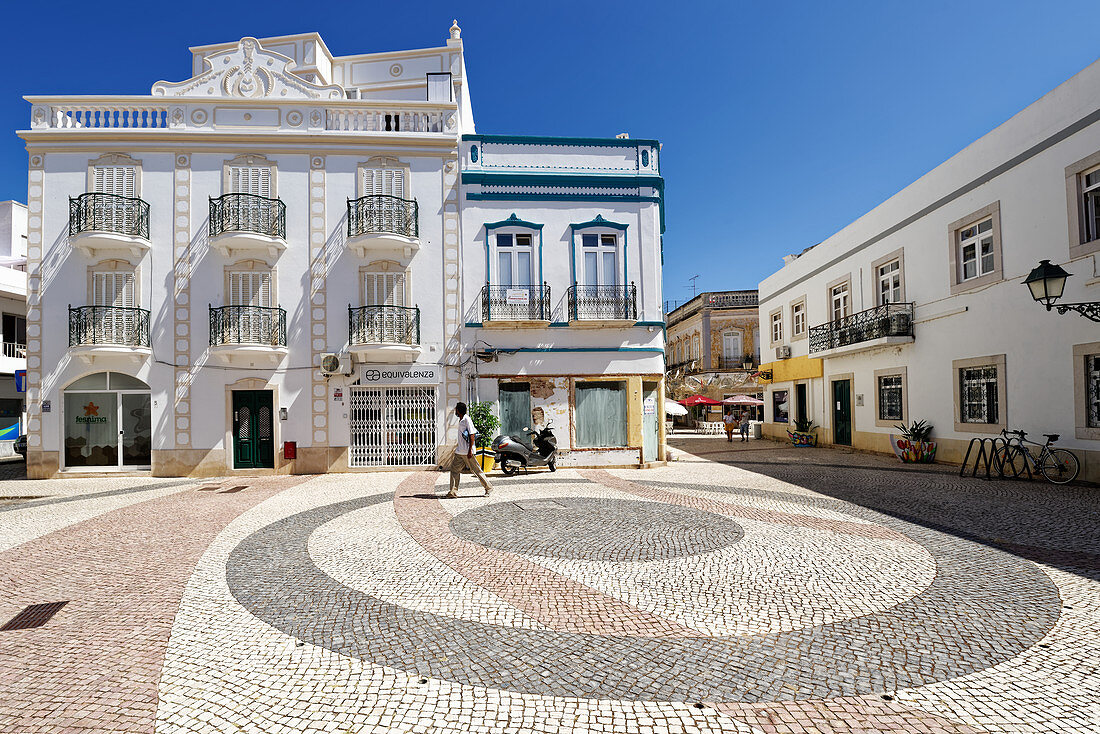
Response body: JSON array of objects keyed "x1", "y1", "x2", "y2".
[
  {"x1": 287, "y1": 110, "x2": 303, "y2": 127},
  {"x1": 31, "y1": 107, "x2": 46, "y2": 127},
  {"x1": 309, "y1": 110, "x2": 323, "y2": 127},
  {"x1": 151, "y1": 37, "x2": 343, "y2": 100},
  {"x1": 450, "y1": 20, "x2": 461, "y2": 40},
  {"x1": 190, "y1": 109, "x2": 208, "y2": 125},
  {"x1": 389, "y1": 64, "x2": 403, "y2": 77}
]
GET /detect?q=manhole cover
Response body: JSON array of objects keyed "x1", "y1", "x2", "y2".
[{"x1": 1, "y1": 601, "x2": 69, "y2": 631}]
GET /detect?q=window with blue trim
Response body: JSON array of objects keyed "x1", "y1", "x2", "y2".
[
  {"x1": 495, "y1": 233, "x2": 533, "y2": 287},
  {"x1": 581, "y1": 233, "x2": 618, "y2": 286}
]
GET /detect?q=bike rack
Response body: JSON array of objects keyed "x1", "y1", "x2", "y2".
[{"x1": 959, "y1": 436, "x2": 1032, "y2": 480}]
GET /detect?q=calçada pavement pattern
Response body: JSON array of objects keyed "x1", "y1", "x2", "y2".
[{"x1": 0, "y1": 443, "x2": 1097, "y2": 733}]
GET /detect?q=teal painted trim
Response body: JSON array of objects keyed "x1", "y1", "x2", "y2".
[
  {"x1": 465, "y1": 321, "x2": 483, "y2": 327},
  {"x1": 549, "y1": 321, "x2": 570, "y2": 327},
  {"x1": 634, "y1": 321, "x2": 665, "y2": 327},
  {"x1": 468, "y1": 193, "x2": 661, "y2": 204},
  {"x1": 485, "y1": 212, "x2": 544, "y2": 230},
  {"x1": 569, "y1": 226, "x2": 577, "y2": 296},
  {"x1": 623, "y1": 226, "x2": 629, "y2": 297},
  {"x1": 538, "y1": 227, "x2": 544, "y2": 290},
  {"x1": 487, "y1": 346, "x2": 665, "y2": 354},
  {"x1": 570, "y1": 214, "x2": 629, "y2": 231},
  {"x1": 462, "y1": 172, "x2": 663, "y2": 187},
  {"x1": 462, "y1": 133, "x2": 661, "y2": 148}
]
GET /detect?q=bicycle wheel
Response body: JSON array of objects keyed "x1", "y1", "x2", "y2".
[
  {"x1": 1039, "y1": 448, "x2": 1080, "y2": 484},
  {"x1": 993, "y1": 445, "x2": 1025, "y2": 477}
]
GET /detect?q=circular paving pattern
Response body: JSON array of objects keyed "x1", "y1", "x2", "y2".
[
  {"x1": 226, "y1": 478, "x2": 1062, "y2": 703},
  {"x1": 448, "y1": 496, "x2": 744, "y2": 561}
]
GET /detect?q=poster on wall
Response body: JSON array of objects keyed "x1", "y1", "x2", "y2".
[{"x1": 505, "y1": 289, "x2": 530, "y2": 306}]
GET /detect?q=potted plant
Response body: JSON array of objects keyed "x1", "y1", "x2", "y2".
[
  {"x1": 891, "y1": 419, "x2": 937, "y2": 463},
  {"x1": 787, "y1": 417, "x2": 817, "y2": 447},
  {"x1": 467, "y1": 401, "x2": 500, "y2": 472}
]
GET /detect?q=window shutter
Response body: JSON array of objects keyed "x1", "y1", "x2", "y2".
[
  {"x1": 93, "y1": 271, "x2": 135, "y2": 307},
  {"x1": 93, "y1": 166, "x2": 136, "y2": 197},
  {"x1": 362, "y1": 167, "x2": 405, "y2": 198},
  {"x1": 229, "y1": 166, "x2": 271, "y2": 197}
]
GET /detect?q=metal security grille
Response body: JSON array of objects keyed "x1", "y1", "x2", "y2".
[
  {"x1": 960, "y1": 366, "x2": 998, "y2": 424},
  {"x1": 1088, "y1": 355, "x2": 1100, "y2": 428},
  {"x1": 349, "y1": 386, "x2": 436, "y2": 467},
  {"x1": 878, "y1": 375, "x2": 903, "y2": 421}
]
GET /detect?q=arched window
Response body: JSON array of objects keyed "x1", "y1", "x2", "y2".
[{"x1": 63, "y1": 372, "x2": 151, "y2": 469}]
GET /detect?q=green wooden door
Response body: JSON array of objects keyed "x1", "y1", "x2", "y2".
[
  {"x1": 832, "y1": 379, "x2": 852, "y2": 446},
  {"x1": 232, "y1": 390, "x2": 274, "y2": 469}
]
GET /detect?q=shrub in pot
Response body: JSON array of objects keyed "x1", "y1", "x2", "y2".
[
  {"x1": 787, "y1": 417, "x2": 817, "y2": 447},
  {"x1": 891, "y1": 419, "x2": 937, "y2": 463},
  {"x1": 467, "y1": 401, "x2": 501, "y2": 471}
]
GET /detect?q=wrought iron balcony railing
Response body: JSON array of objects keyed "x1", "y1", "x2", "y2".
[
  {"x1": 717, "y1": 356, "x2": 757, "y2": 369},
  {"x1": 808, "y1": 302, "x2": 914, "y2": 354},
  {"x1": 567, "y1": 283, "x2": 638, "y2": 321},
  {"x1": 209, "y1": 305, "x2": 287, "y2": 347},
  {"x1": 69, "y1": 192, "x2": 150, "y2": 239},
  {"x1": 209, "y1": 193, "x2": 286, "y2": 239},
  {"x1": 481, "y1": 284, "x2": 551, "y2": 321},
  {"x1": 349, "y1": 305, "x2": 420, "y2": 346},
  {"x1": 347, "y1": 195, "x2": 419, "y2": 239},
  {"x1": 68, "y1": 305, "x2": 150, "y2": 348}
]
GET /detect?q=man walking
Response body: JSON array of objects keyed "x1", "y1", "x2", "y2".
[
  {"x1": 446, "y1": 401, "x2": 493, "y2": 498},
  {"x1": 739, "y1": 411, "x2": 751, "y2": 442}
]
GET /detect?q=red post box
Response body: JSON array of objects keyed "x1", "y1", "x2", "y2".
[{"x1": 283, "y1": 441, "x2": 297, "y2": 460}]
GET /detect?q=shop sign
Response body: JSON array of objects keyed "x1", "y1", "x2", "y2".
[
  {"x1": 505, "y1": 288, "x2": 530, "y2": 305},
  {"x1": 643, "y1": 396, "x2": 657, "y2": 416},
  {"x1": 75, "y1": 400, "x2": 108, "y2": 424},
  {"x1": 359, "y1": 364, "x2": 442, "y2": 386},
  {"x1": 333, "y1": 388, "x2": 344, "y2": 401}
]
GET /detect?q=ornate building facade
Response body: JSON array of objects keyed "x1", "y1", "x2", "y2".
[{"x1": 19, "y1": 27, "x2": 665, "y2": 477}]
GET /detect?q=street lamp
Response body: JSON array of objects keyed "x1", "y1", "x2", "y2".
[{"x1": 1023, "y1": 259, "x2": 1100, "y2": 321}]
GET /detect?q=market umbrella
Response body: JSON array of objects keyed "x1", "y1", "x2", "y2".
[
  {"x1": 679, "y1": 394, "x2": 722, "y2": 406},
  {"x1": 722, "y1": 395, "x2": 765, "y2": 406},
  {"x1": 664, "y1": 399, "x2": 688, "y2": 416}
]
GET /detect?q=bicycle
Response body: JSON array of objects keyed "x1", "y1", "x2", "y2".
[{"x1": 993, "y1": 429, "x2": 1080, "y2": 485}]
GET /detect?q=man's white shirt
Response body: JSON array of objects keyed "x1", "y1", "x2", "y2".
[{"x1": 457, "y1": 414, "x2": 478, "y2": 455}]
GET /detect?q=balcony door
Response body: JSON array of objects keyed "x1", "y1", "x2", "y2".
[
  {"x1": 362, "y1": 166, "x2": 406, "y2": 233},
  {"x1": 496, "y1": 233, "x2": 533, "y2": 288},
  {"x1": 92, "y1": 270, "x2": 136, "y2": 344},
  {"x1": 228, "y1": 271, "x2": 272, "y2": 343},
  {"x1": 228, "y1": 166, "x2": 272, "y2": 197},
  {"x1": 363, "y1": 269, "x2": 409, "y2": 343},
  {"x1": 581, "y1": 233, "x2": 618, "y2": 287},
  {"x1": 722, "y1": 331, "x2": 743, "y2": 367}
]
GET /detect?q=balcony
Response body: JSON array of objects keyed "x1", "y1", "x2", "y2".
[
  {"x1": 208, "y1": 305, "x2": 287, "y2": 365},
  {"x1": 68, "y1": 305, "x2": 151, "y2": 364},
  {"x1": 567, "y1": 283, "x2": 638, "y2": 325},
  {"x1": 809, "y1": 302, "x2": 914, "y2": 357},
  {"x1": 348, "y1": 305, "x2": 421, "y2": 361},
  {"x1": 208, "y1": 194, "x2": 286, "y2": 263},
  {"x1": 68, "y1": 193, "x2": 150, "y2": 262},
  {"x1": 346, "y1": 195, "x2": 420, "y2": 259},
  {"x1": 717, "y1": 356, "x2": 758, "y2": 370},
  {"x1": 480, "y1": 284, "x2": 551, "y2": 326}
]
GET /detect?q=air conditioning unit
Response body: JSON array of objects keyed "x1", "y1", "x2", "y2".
[
  {"x1": 319, "y1": 353, "x2": 352, "y2": 376},
  {"x1": 775, "y1": 345, "x2": 792, "y2": 360}
]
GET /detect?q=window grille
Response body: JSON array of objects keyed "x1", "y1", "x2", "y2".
[
  {"x1": 349, "y1": 386, "x2": 436, "y2": 467},
  {"x1": 960, "y1": 365, "x2": 998, "y2": 424},
  {"x1": 878, "y1": 375, "x2": 903, "y2": 421}
]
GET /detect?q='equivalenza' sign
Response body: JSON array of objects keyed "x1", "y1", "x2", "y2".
[{"x1": 358, "y1": 364, "x2": 442, "y2": 386}]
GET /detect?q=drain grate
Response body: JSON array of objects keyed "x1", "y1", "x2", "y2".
[
  {"x1": 1, "y1": 601, "x2": 68, "y2": 631},
  {"x1": 220, "y1": 485, "x2": 249, "y2": 494}
]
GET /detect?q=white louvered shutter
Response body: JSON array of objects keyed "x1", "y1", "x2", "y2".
[
  {"x1": 363, "y1": 167, "x2": 406, "y2": 233},
  {"x1": 228, "y1": 166, "x2": 272, "y2": 197},
  {"x1": 229, "y1": 271, "x2": 271, "y2": 307},
  {"x1": 93, "y1": 166, "x2": 136, "y2": 232},
  {"x1": 229, "y1": 271, "x2": 273, "y2": 343},
  {"x1": 92, "y1": 271, "x2": 136, "y2": 343},
  {"x1": 364, "y1": 271, "x2": 406, "y2": 306}
]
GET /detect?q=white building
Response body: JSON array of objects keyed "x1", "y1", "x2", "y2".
[
  {"x1": 19, "y1": 26, "x2": 665, "y2": 477},
  {"x1": 459, "y1": 135, "x2": 667, "y2": 466},
  {"x1": 0, "y1": 201, "x2": 27, "y2": 448},
  {"x1": 758, "y1": 58, "x2": 1100, "y2": 483}
]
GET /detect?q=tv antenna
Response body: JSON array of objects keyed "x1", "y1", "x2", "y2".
[{"x1": 687, "y1": 275, "x2": 699, "y2": 297}]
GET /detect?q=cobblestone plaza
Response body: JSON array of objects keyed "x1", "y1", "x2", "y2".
[{"x1": 0, "y1": 441, "x2": 1097, "y2": 733}]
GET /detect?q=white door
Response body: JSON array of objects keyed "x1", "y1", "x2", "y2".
[
  {"x1": 581, "y1": 233, "x2": 618, "y2": 287},
  {"x1": 228, "y1": 271, "x2": 272, "y2": 343}
]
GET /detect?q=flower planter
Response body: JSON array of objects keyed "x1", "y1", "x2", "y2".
[
  {"x1": 476, "y1": 450, "x2": 496, "y2": 472},
  {"x1": 891, "y1": 436, "x2": 937, "y2": 464},
  {"x1": 787, "y1": 430, "x2": 817, "y2": 447}
]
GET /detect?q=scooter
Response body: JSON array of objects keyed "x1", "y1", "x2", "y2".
[{"x1": 491, "y1": 423, "x2": 557, "y2": 475}]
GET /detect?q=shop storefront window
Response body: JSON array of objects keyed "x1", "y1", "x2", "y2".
[
  {"x1": 63, "y1": 372, "x2": 151, "y2": 469},
  {"x1": 772, "y1": 390, "x2": 789, "y2": 424},
  {"x1": 575, "y1": 382, "x2": 627, "y2": 447}
]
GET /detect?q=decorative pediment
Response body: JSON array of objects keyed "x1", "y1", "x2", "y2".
[{"x1": 151, "y1": 37, "x2": 343, "y2": 100}]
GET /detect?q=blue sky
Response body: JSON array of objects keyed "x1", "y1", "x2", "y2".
[{"x1": 3, "y1": 0, "x2": 1099, "y2": 310}]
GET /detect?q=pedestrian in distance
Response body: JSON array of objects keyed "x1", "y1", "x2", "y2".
[
  {"x1": 739, "y1": 411, "x2": 751, "y2": 442},
  {"x1": 446, "y1": 401, "x2": 493, "y2": 498},
  {"x1": 723, "y1": 409, "x2": 736, "y2": 442}
]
